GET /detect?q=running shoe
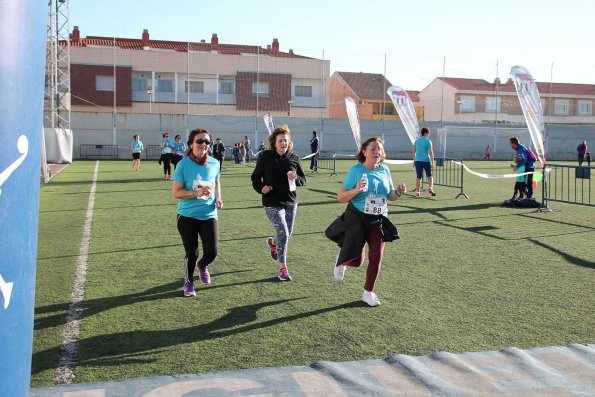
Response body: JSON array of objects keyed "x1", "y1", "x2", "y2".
[
  {"x1": 415, "y1": 190, "x2": 421, "y2": 197},
  {"x1": 333, "y1": 254, "x2": 346, "y2": 281},
  {"x1": 429, "y1": 189, "x2": 436, "y2": 197},
  {"x1": 362, "y1": 290, "x2": 381, "y2": 307},
  {"x1": 267, "y1": 237, "x2": 278, "y2": 260},
  {"x1": 278, "y1": 267, "x2": 292, "y2": 281},
  {"x1": 198, "y1": 266, "x2": 211, "y2": 285},
  {"x1": 183, "y1": 281, "x2": 196, "y2": 297}
]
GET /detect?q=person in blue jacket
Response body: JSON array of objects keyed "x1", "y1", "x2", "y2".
[
  {"x1": 509, "y1": 136, "x2": 536, "y2": 199},
  {"x1": 172, "y1": 129, "x2": 223, "y2": 298}
]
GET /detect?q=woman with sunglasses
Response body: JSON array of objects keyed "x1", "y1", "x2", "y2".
[
  {"x1": 159, "y1": 132, "x2": 175, "y2": 180},
  {"x1": 172, "y1": 129, "x2": 223, "y2": 298},
  {"x1": 251, "y1": 125, "x2": 306, "y2": 281}
]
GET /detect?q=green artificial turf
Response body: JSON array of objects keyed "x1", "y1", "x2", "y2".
[{"x1": 31, "y1": 159, "x2": 595, "y2": 386}]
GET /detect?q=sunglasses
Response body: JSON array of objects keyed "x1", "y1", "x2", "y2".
[{"x1": 195, "y1": 138, "x2": 211, "y2": 145}]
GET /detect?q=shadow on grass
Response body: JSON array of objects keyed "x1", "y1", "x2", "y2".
[
  {"x1": 528, "y1": 238, "x2": 595, "y2": 270},
  {"x1": 31, "y1": 299, "x2": 361, "y2": 374},
  {"x1": 34, "y1": 270, "x2": 259, "y2": 331}
]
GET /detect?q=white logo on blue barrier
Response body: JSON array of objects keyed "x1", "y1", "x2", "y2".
[
  {"x1": 0, "y1": 135, "x2": 28, "y2": 196},
  {"x1": 0, "y1": 274, "x2": 13, "y2": 309}
]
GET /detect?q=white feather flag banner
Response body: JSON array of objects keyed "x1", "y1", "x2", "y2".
[
  {"x1": 387, "y1": 85, "x2": 419, "y2": 145},
  {"x1": 344, "y1": 97, "x2": 361, "y2": 149},
  {"x1": 510, "y1": 66, "x2": 546, "y2": 166},
  {"x1": 263, "y1": 112, "x2": 275, "y2": 135}
]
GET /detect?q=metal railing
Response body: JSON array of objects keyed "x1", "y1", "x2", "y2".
[
  {"x1": 433, "y1": 157, "x2": 468, "y2": 199},
  {"x1": 310, "y1": 151, "x2": 337, "y2": 176},
  {"x1": 543, "y1": 164, "x2": 593, "y2": 208},
  {"x1": 79, "y1": 144, "x2": 119, "y2": 159}
]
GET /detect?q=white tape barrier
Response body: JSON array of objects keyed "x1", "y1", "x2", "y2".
[
  {"x1": 453, "y1": 160, "x2": 549, "y2": 179},
  {"x1": 384, "y1": 159, "x2": 414, "y2": 165}
]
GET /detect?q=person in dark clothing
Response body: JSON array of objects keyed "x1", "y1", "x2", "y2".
[
  {"x1": 212, "y1": 137, "x2": 225, "y2": 171},
  {"x1": 509, "y1": 137, "x2": 536, "y2": 199},
  {"x1": 309, "y1": 130, "x2": 319, "y2": 171},
  {"x1": 577, "y1": 140, "x2": 588, "y2": 166},
  {"x1": 251, "y1": 125, "x2": 306, "y2": 281}
]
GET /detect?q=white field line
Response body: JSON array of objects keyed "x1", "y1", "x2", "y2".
[{"x1": 53, "y1": 160, "x2": 99, "y2": 384}]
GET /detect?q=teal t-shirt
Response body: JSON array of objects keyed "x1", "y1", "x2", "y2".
[
  {"x1": 414, "y1": 137, "x2": 432, "y2": 162},
  {"x1": 131, "y1": 140, "x2": 143, "y2": 153},
  {"x1": 174, "y1": 142, "x2": 187, "y2": 156},
  {"x1": 516, "y1": 164, "x2": 526, "y2": 182},
  {"x1": 342, "y1": 163, "x2": 394, "y2": 215},
  {"x1": 161, "y1": 139, "x2": 175, "y2": 155},
  {"x1": 173, "y1": 156, "x2": 220, "y2": 220}
]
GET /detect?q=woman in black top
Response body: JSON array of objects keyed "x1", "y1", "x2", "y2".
[{"x1": 251, "y1": 126, "x2": 306, "y2": 281}]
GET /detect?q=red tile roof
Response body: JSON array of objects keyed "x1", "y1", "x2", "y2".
[
  {"x1": 334, "y1": 72, "x2": 394, "y2": 101},
  {"x1": 62, "y1": 35, "x2": 311, "y2": 59},
  {"x1": 439, "y1": 77, "x2": 595, "y2": 96}
]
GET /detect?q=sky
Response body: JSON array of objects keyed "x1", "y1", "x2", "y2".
[{"x1": 68, "y1": 0, "x2": 595, "y2": 91}]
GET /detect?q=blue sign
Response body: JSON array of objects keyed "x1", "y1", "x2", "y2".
[{"x1": 0, "y1": 1, "x2": 47, "y2": 396}]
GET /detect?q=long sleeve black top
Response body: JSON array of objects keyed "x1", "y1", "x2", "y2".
[{"x1": 251, "y1": 150, "x2": 306, "y2": 207}]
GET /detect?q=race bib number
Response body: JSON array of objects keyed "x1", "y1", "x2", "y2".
[
  {"x1": 192, "y1": 179, "x2": 213, "y2": 199},
  {"x1": 364, "y1": 195, "x2": 387, "y2": 215},
  {"x1": 164, "y1": 147, "x2": 172, "y2": 154}
]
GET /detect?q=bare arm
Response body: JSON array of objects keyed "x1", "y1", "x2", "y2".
[
  {"x1": 215, "y1": 179, "x2": 223, "y2": 209},
  {"x1": 172, "y1": 181, "x2": 197, "y2": 200},
  {"x1": 337, "y1": 179, "x2": 367, "y2": 203}
]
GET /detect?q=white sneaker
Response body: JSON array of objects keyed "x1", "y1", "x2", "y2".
[
  {"x1": 362, "y1": 290, "x2": 381, "y2": 307},
  {"x1": 333, "y1": 254, "x2": 346, "y2": 281}
]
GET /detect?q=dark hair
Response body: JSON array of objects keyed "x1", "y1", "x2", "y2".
[
  {"x1": 509, "y1": 137, "x2": 519, "y2": 145},
  {"x1": 174, "y1": 134, "x2": 181, "y2": 140},
  {"x1": 356, "y1": 136, "x2": 386, "y2": 163},
  {"x1": 420, "y1": 127, "x2": 430, "y2": 136},
  {"x1": 187, "y1": 129, "x2": 210, "y2": 154},
  {"x1": 312, "y1": 130, "x2": 317, "y2": 135},
  {"x1": 163, "y1": 132, "x2": 170, "y2": 138},
  {"x1": 268, "y1": 125, "x2": 294, "y2": 152}
]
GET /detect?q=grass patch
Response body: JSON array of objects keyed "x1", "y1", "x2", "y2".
[{"x1": 32, "y1": 159, "x2": 595, "y2": 386}]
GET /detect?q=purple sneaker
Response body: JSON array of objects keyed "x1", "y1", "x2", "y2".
[
  {"x1": 183, "y1": 281, "x2": 196, "y2": 297},
  {"x1": 267, "y1": 237, "x2": 278, "y2": 260},
  {"x1": 278, "y1": 267, "x2": 292, "y2": 281},
  {"x1": 198, "y1": 266, "x2": 211, "y2": 285}
]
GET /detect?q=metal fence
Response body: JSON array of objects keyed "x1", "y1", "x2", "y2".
[
  {"x1": 79, "y1": 144, "x2": 119, "y2": 159},
  {"x1": 310, "y1": 151, "x2": 337, "y2": 176},
  {"x1": 433, "y1": 157, "x2": 468, "y2": 199},
  {"x1": 543, "y1": 164, "x2": 593, "y2": 208}
]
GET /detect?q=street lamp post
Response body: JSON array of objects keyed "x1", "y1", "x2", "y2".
[
  {"x1": 146, "y1": 88, "x2": 153, "y2": 114},
  {"x1": 288, "y1": 99, "x2": 292, "y2": 117},
  {"x1": 457, "y1": 99, "x2": 462, "y2": 123}
]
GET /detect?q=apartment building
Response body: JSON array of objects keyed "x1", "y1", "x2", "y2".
[
  {"x1": 328, "y1": 71, "x2": 423, "y2": 120},
  {"x1": 420, "y1": 77, "x2": 595, "y2": 123},
  {"x1": 63, "y1": 27, "x2": 330, "y2": 117}
]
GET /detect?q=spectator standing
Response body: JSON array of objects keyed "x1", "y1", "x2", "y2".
[
  {"x1": 309, "y1": 130, "x2": 319, "y2": 171},
  {"x1": 213, "y1": 137, "x2": 225, "y2": 171},
  {"x1": 484, "y1": 144, "x2": 491, "y2": 160},
  {"x1": 577, "y1": 140, "x2": 588, "y2": 166},
  {"x1": 509, "y1": 137, "x2": 536, "y2": 199},
  {"x1": 244, "y1": 135, "x2": 251, "y2": 162}
]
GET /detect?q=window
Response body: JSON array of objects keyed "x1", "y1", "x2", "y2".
[
  {"x1": 185, "y1": 81, "x2": 204, "y2": 93},
  {"x1": 485, "y1": 97, "x2": 501, "y2": 113},
  {"x1": 157, "y1": 79, "x2": 173, "y2": 92},
  {"x1": 96, "y1": 75, "x2": 114, "y2": 91},
  {"x1": 460, "y1": 96, "x2": 475, "y2": 112},
  {"x1": 295, "y1": 85, "x2": 312, "y2": 97},
  {"x1": 219, "y1": 77, "x2": 235, "y2": 94},
  {"x1": 554, "y1": 99, "x2": 569, "y2": 115},
  {"x1": 132, "y1": 78, "x2": 148, "y2": 92},
  {"x1": 252, "y1": 82, "x2": 269, "y2": 96},
  {"x1": 578, "y1": 100, "x2": 592, "y2": 116}
]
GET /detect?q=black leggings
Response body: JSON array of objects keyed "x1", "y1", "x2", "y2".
[
  {"x1": 176, "y1": 215, "x2": 218, "y2": 283},
  {"x1": 161, "y1": 153, "x2": 173, "y2": 175}
]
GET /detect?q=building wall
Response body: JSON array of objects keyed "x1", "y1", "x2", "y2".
[{"x1": 71, "y1": 64, "x2": 132, "y2": 107}]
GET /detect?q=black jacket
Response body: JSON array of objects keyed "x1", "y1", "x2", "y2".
[
  {"x1": 325, "y1": 202, "x2": 399, "y2": 265},
  {"x1": 251, "y1": 150, "x2": 306, "y2": 207}
]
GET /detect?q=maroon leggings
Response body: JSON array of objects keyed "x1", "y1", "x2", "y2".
[{"x1": 343, "y1": 223, "x2": 385, "y2": 292}]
